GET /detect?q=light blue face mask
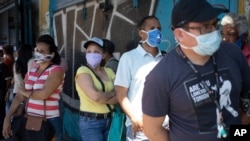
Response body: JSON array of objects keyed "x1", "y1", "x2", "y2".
[
  {"x1": 141, "y1": 29, "x2": 163, "y2": 47},
  {"x1": 179, "y1": 29, "x2": 222, "y2": 56}
]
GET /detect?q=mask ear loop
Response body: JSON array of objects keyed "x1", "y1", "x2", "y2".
[{"x1": 139, "y1": 30, "x2": 149, "y2": 45}]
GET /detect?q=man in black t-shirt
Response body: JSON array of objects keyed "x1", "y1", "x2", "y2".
[{"x1": 142, "y1": 0, "x2": 250, "y2": 141}]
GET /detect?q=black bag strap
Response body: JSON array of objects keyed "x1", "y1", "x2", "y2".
[{"x1": 85, "y1": 65, "x2": 112, "y2": 112}]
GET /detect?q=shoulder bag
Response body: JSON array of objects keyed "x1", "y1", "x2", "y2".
[
  {"x1": 11, "y1": 64, "x2": 55, "y2": 141},
  {"x1": 86, "y1": 65, "x2": 126, "y2": 141}
]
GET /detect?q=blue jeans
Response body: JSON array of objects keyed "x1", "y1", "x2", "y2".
[
  {"x1": 48, "y1": 116, "x2": 61, "y2": 141},
  {"x1": 79, "y1": 116, "x2": 112, "y2": 141},
  {"x1": 126, "y1": 125, "x2": 149, "y2": 141}
]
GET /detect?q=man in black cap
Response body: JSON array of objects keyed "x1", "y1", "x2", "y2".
[{"x1": 141, "y1": 0, "x2": 250, "y2": 141}]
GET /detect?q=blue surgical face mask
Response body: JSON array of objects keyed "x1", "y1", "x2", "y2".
[
  {"x1": 141, "y1": 29, "x2": 163, "y2": 47},
  {"x1": 235, "y1": 34, "x2": 244, "y2": 49},
  {"x1": 86, "y1": 53, "x2": 103, "y2": 69},
  {"x1": 179, "y1": 29, "x2": 222, "y2": 56}
]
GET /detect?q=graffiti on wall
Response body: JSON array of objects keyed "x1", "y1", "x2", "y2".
[{"x1": 52, "y1": 0, "x2": 175, "y2": 99}]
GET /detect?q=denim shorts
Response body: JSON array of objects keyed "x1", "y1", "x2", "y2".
[{"x1": 79, "y1": 116, "x2": 112, "y2": 141}]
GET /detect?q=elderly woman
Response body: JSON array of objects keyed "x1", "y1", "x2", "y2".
[
  {"x1": 75, "y1": 37, "x2": 117, "y2": 141},
  {"x1": 2, "y1": 34, "x2": 65, "y2": 141},
  {"x1": 221, "y1": 13, "x2": 250, "y2": 65}
]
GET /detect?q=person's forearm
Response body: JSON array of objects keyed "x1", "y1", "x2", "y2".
[
  {"x1": 115, "y1": 87, "x2": 135, "y2": 119},
  {"x1": 105, "y1": 95, "x2": 118, "y2": 104},
  {"x1": 118, "y1": 97, "x2": 135, "y2": 120},
  {"x1": 5, "y1": 94, "x2": 24, "y2": 119},
  {"x1": 146, "y1": 127, "x2": 169, "y2": 141},
  {"x1": 96, "y1": 91, "x2": 116, "y2": 103},
  {"x1": 18, "y1": 89, "x2": 32, "y2": 98}
]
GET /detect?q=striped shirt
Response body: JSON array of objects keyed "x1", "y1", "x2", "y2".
[{"x1": 25, "y1": 65, "x2": 64, "y2": 118}]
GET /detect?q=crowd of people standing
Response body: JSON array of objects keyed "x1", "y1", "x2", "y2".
[{"x1": 1, "y1": 0, "x2": 250, "y2": 141}]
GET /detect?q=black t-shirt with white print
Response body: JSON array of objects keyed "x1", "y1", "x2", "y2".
[{"x1": 142, "y1": 42, "x2": 250, "y2": 141}]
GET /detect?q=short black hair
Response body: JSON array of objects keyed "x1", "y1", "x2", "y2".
[{"x1": 137, "y1": 15, "x2": 159, "y2": 30}]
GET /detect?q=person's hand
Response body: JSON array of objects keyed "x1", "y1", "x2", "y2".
[
  {"x1": 131, "y1": 117, "x2": 143, "y2": 135},
  {"x1": 2, "y1": 117, "x2": 12, "y2": 139}
]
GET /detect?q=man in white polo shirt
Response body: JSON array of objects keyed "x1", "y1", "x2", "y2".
[{"x1": 114, "y1": 15, "x2": 163, "y2": 141}]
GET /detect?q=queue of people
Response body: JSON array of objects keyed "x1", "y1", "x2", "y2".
[{"x1": 1, "y1": 0, "x2": 250, "y2": 141}]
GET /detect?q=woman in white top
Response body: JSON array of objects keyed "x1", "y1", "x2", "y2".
[{"x1": 12, "y1": 44, "x2": 33, "y2": 96}]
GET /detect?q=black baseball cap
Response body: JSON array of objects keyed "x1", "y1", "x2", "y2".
[{"x1": 171, "y1": 0, "x2": 228, "y2": 29}]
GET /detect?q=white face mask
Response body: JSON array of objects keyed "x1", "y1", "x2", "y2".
[
  {"x1": 179, "y1": 29, "x2": 222, "y2": 56},
  {"x1": 34, "y1": 51, "x2": 54, "y2": 64}
]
